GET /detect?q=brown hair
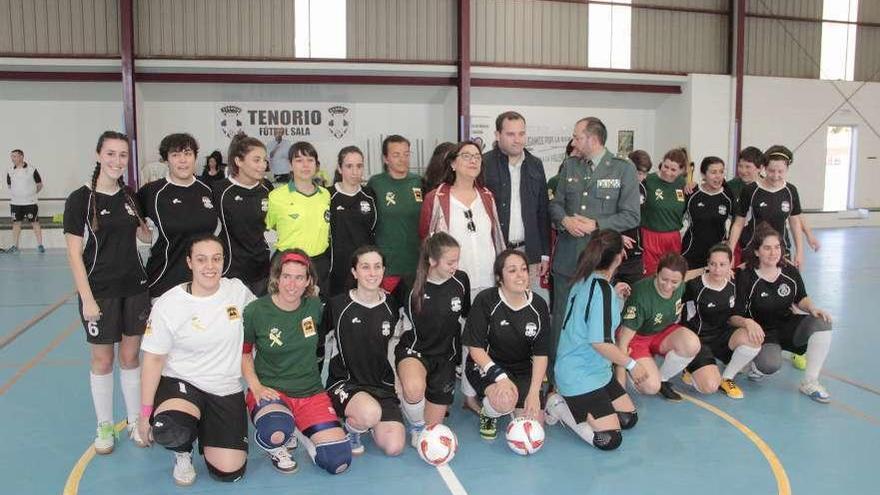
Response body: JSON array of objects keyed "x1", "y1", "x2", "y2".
[
  {"x1": 628, "y1": 150, "x2": 652, "y2": 174},
  {"x1": 743, "y1": 222, "x2": 785, "y2": 269},
  {"x1": 442, "y1": 141, "x2": 485, "y2": 187},
  {"x1": 411, "y1": 232, "x2": 460, "y2": 313},
  {"x1": 90, "y1": 131, "x2": 145, "y2": 232},
  {"x1": 764, "y1": 145, "x2": 793, "y2": 167},
  {"x1": 661, "y1": 147, "x2": 688, "y2": 172},
  {"x1": 495, "y1": 111, "x2": 526, "y2": 132},
  {"x1": 571, "y1": 230, "x2": 623, "y2": 283},
  {"x1": 493, "y1": 249, "x2": 529, "y2": 288},
  {"x1": 268, "y1": 249, "x2": 318, "y2": 297},
  {"x1": 657, "y1": 252, "x2": 688, "y2": 277},
  {"x1": 227, "y1": 134, "x2": 266, "y2": 177}
]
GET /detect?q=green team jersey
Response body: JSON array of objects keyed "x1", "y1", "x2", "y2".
[
  {"x1": 367, "y1": 172, "x2": 423, "y2": 276},
  {"x1": 726, "y1": 177, "x2": 752, "y2": 209},
  {"x1": 622, "y1": 276, "x2": 684, "y2": 335},
  {"x1": 640, "y1": 173, "x2": 686, "y2": 232},
  {"x1": 243, "y1": 295, "x2": 324, "y2": 397}
]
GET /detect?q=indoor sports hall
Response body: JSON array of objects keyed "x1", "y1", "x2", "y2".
[{"x1": 1, "y1": 1, "x2": 878, "y2": 494}]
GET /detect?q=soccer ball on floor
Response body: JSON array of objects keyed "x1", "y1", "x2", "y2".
[
  {"x1": 417, "y1": 424, "x2": 458, "y2": 466},
  {"x1": 506, "y1": 417, "x2": 545, "y2": 455}
]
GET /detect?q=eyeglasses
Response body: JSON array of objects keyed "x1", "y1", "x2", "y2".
[
  {"x1": 457, "y1": 153, "x2": 482, "y2": 163},
  {"x1": 464, "y1": 209, "x2": 476, "y2": 233}
]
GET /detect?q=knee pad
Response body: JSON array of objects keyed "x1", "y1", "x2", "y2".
[
  {"x1": 254, "y1": 410, "x2": 294, "y2": 451},
  {"x1": 152, "y1": 410, "x2": 198, "y2": 450},
  {"x1": 617, "y1": 411, "x2": 638, "y2": 430},
  {"x1": 754, "y1": 344, "x2": 782, "y2": 375},
  {"x1": 205, "y1": 459, "x2": 246, "y2": 483},
  {"x1": 592, "y1": 429, "x2": 623, "y2": 451},
  {"x1": 314, "y1": 438, "x2": 352, "y2": 474}
]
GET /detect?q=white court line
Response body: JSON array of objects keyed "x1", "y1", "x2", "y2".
[{"x1": 437, "y1": 464, "x2": 469, "y2": 495}]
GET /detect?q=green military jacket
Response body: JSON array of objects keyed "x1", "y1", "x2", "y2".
[{"x1": 549, "y1": 149, "x2": 640, "y2": 278}]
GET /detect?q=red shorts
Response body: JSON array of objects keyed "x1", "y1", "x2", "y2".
[
  {"x1": 628, "y1": 324, "x2": 686, "y2": 360},
  {"x1": 641, "y1": 228, "x2": 682, "y2": 276},
  {"x1": 246, "y1": 389, "x2": 340, "y2": 436},
  {"x1": 733, "y1": 244, "x2": 743, "y2": 268}
]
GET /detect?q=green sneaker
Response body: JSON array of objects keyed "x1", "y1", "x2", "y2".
[
  {"x1": 479, "y1": 410, "x2": 497, "y2": 440},
  {"x1": 94, "y1": 421, "x2": 117, "y2": 455},
  {"x1": 791, "y1": 353, "x2": 807, "y2": 370}
]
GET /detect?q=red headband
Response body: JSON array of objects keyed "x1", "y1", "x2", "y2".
[{"x1": 280, "y1": 252, "x2": 310, "y2": 267}]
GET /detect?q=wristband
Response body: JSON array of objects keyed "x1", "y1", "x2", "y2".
[
  {"x1": 481, "y1": 361, "x2": 509, "y2": 383},
  {"x1": 140, "y1": 404, "x2": 154, "y2": 419},
  {"x1": 625, "y1": 359, "x2": 637, "y2": 371}
]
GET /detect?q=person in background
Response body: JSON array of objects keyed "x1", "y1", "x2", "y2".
[{"x1": 5, "y1": 148, "x2": 44, "y2": 253}]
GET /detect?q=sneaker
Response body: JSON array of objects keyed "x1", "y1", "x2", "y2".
[
  {"x1": 94, "y1": 421, "x2": 116, "y2": 455},
  {"x1": 37, "y1": 244, "x2": 45, "y2": 253},
  {"x1": 409, "y1": 424, "x2": 425, "y2": 449},
  {"x1": 266, "y1": 446, "x2": 299, "y2": 474},
  {"x1": 479, "y1": 410, "x2": 497, "y2": 440},
  {"x1": 128, "y1": 420, "x2": 148, "y2": 447},
  {"x1": 791, "y1": 353, "x2": 807, "y2": 370},
  {"x1": 6, "y1": 246, "x2": 19, "y2": 254},
  {"x1": 658, "y1": 381, "x2": 683, "y2": 402},
  {"x1": 285, "y1": 433, "x2": 298, "y2": 452},
  {"x1": 800, "y1": 381, "x2": 831, "y2": 404},
  {"x1": 173, "y1": 451, "x2": 197, "y2": 486},
  {"x1": 543, "y1": 393, "x2": 564, "y2": 426},
  {"x1": 747, "y1": 362, "x2": 765, "y2": 382},
  {"x1": 719, "y1": 379, "x2": 744, "y2": 399},
  {"x1": 348, "y1": 431, "x2": 365, "y2": 456}
]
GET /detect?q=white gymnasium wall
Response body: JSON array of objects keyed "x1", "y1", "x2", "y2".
[{"x1": 742, "y1": 76, "x2": 880, "y2": 210}]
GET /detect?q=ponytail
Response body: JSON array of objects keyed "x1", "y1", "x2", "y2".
[
  {"x1": 412, "y1": 232, "x2": 460, "y2": 313},
  {"x1": 570, "y1": 229, "x2": 624, "y2": 284}
]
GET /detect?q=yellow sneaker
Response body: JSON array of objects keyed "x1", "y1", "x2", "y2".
[
  {"x1": 719, "y1": 379, "x2": 744, "y2": 399},
  {"x1": 681, "y1": 370, "x2": 694, "y2": 387},
  {"x1": 791, "y1": 353, "x2": 807, "y2": 370}
]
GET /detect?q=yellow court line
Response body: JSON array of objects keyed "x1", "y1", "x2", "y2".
[
  {"x1": 830, "y1": 402, "x2": 880, "y2": 427},
  {"x1": 0, "y1": 319, "x2": 79, "y2": 396},
  {"x1": 62, "y1": 420, "x2": 127, "y2": 495},
  {"x1": 822, "y1": 370, "x2": 880, "y2": 397},
  {"x1": 681, "y1": 392, "x2": 791, "y2": 495}
]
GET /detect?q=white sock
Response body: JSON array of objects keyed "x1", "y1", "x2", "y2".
[
  {"x1": 546, "y1": 394, "x2": 595, "y2": 446},
  {"x1": 294, "y1": 429, "x2": 317, "y2": 461},
  {"x1": 659, "y1": 351, "x2": 693, "y2": 382},
  {"x1": 400, "y1": 397, "x2": 426, "y2": 427},
  {"x1": 804, "y1": 331, "x2": 832, "y2": 383},
  {"x1": 722, "y1": 345, "x2": 761, "y2": 380},
  {"x1": 119, "y1": 366, "x2": 141, "y2": 424},
  {"x1": 344, "y1": 419, "x2": 367, "y2": 435},
  {"x1": 481, "y1": 397, "x2": 507, "y2": 418},
  {"x1": 90, "y1": 371, "x2": 114, "y2": 424}
]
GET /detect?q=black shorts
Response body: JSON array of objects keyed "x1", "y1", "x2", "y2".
[
  {"x1": 79, "y1": 292, "x2": 151, "y2": 344},
  {"x1": 153, "y1": 376, "x2": 249, "y2": 453},
  {"x1": 10, "y1": 204, "x2": 38, "y2": 223},
  {"x1": 615, "y1": 256, "x2": 644, "y2": 287},
  {"x1": 464, "y1": 359, "x2": 544, "y2": 410},
  {"x1": 327, "y1": 382, "x2": 403, "y2": 424},
  {"x1": 562, "y1": 377, "x2": 628, "y2": 422},
  {"x1": 767, "y1": 314, "x2": 813, "y2": 355},
  {"x1": 394, "y1": 345, "x2": 457, "y2": 406},
  {"x1": 686, "y1": 326, "x2": 738, "y2": 373}
]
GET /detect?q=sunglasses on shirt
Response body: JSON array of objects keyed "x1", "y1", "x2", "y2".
[{"x1": 463, "y1": 209, "x2": 476, "y2": 233}]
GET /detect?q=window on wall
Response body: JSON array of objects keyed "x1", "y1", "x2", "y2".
[
  {"x1": 820, "y1": 0, "x2": 859, "y2": 81},
  {"x1": 588, "y1": 0, "x2": 632, "y2": 69},
  {"x1": 823, "y1": 126, "x2": 857, "y2": 212},
  {"x1": 295, "y1": 0, "x2": 346, "y2": 58}
]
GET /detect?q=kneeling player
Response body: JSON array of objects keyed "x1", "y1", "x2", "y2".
[
  {"x1": 463, "y1": 250, "x2": 550, "y2": 440},
  {"x1": 242, "y1": 250, "x2": 351, "y2": 475},
  {"x1": 395, "y1": 233, "x2": 470, "y2": 446},
  {"x1": 324, "y1": 246, "x2": 406, "y2": 456}
]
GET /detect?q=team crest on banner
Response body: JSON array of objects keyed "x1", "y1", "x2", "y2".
[
  {"x1": 215, "y1": 102, "x2": 355, "y2": 144},
  {"x1": 219, "y1": 105, "x2": 244, "y2": 138},
  {"x1": 327, "y1": 106, "x2": 351, "y2": 139}
]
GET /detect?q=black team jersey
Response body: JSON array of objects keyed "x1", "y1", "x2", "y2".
[
  {"x1": 398, "y1": 271, "x2": 471, "y2": 359},
  {"x1": 138, "y1": 178, "x2": 219, "y2": 297},
  {"x1": 63, "y1": 186, "x2": 148, "y2": 298},
  {"x1": 681, "y1": 185, "x2": 735, "y2": 268},
  {"x1": 214, "y1": 177, "x2": 273, "y2": 283},
  {"x1": 328, "y1": 185, "x2": 377, "y2": 295},
  {"x1": 736, "y1": 182, "x2": 802, "y2": 253},
  {"x1": 682, "y1": 275, "x2": 736, "y2": 342},
  {"x1": 324, "y1": 291, "x2": 401, "y2": 391},
  {"x1": 462, "y1": 288, "x2": 551, "y2": 375},
  {"x1": 622, "y1": 181, "x2": 647, "y2": 260},
  {"x1": 735, "y1": 264, "x2": 807, "y2": 335}
]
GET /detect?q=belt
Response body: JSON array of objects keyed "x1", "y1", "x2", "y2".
[{"x1": 508, "y1": 240, "x2": 526, "y2": 249}]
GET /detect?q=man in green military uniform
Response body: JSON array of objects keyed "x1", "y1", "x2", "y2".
[{"x1": 548, "y1": 117, "x2": 640, "y2": 375}]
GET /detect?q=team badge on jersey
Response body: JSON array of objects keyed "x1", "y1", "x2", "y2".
[
  {"x1": 450, "y1": 297, "x2": 462, "y2": 312},
  {"x1": 675, "y1": 189, "x2": 685, "y2": 201},
  {"x1": 624, "y1": 306, "x2": 637, "y2": 320},
  {"x1": 269, "y1": 327, "x2": 284, "y2": 347},
  {"x1": 675, "y1": 299, "x2": 683, "y2": 315},
  {"x1": 124, "y1": 203, "x2": 136, "y2": 217},
  {"x1": 781, "y1": 201, "x2": 791, "y2": 213},
  {"x1": 302, "y1": 316, "x2": 316, "y2": 338},
  {"x1": 202, "y1": 196, "x2": 214, "y2": 209},
  {"x1": 729, "y1": 295, "x2": 736, "y2": 308},
  {"x1": 191, "y1": 316, "x2": 207, "y2": 331},
  {"x1": 381, "y1": 320, "x2": 392, "y2": 336},
  {"x1": 718, "y1": 204, "x2": 728, "y2": 215},
  {"x1": 655, "y1": 189, "x2": 664, "y2": 201},
  {"x1": 261, "y1": 198, "x2": 269, "y2": 212},
  {"x1": 385, "y1": 192, "x2": 397, "y2": 206},
  {"x1": 524, "y1": 322, "x2": 538, "y2": 338},
  {"x1": 334, "y1": 386, "x2": 350, "y2": 403},
  {"x1": 653, "y1": 313, "x2": 663, "y2": 324},
  {"x1": 359, "y1": 201, "x2": 372, "y2": 214},
  {"x1": 413, "y1": 188, "x2": 423, "y2": 202},
  {"x1": 777, "y1": 283, "x2": 791, "y2": 297},
  {"x1": 144, "y1": 320, "x2": 152, "y2": 336},
  {"x1": 226, "y1": 306, "x2": 240, "y2": 321}
]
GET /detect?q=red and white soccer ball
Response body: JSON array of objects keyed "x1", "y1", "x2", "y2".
[
  {"x1": 417, "y1": 424, "x2": 458, "y2": 466},
  {"x1": 506, "y1": 417, "x2": 545, "y2": 455}
]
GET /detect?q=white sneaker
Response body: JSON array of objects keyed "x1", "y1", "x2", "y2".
[
  {"x1": 266, "y1": 446, "x2": 299, "y2": 474},
  {"x1": 94, "y1": 421, "x2": 116, "y2": 455},
  {"x1": 285, "y1": 433, "x2": 298, "y2": 452},
  {"x1": 799, "y1": 380, "x2": 831, "y2": 404},
  {"x1": 128, "y1": 420, "x2": 147, "y2": 447},
  {"x1": 543, "y1": 393, "x2": 564, "y2": 426},
  {"x1": 409, "y1": 424, "x2": 425, "y2": 449},
  {"x1": 747, "y1": 362, "x2": 765, "y2": 382},
  {"x1": 173, "y1": 451, "x2": 197, "y2": 486}
]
